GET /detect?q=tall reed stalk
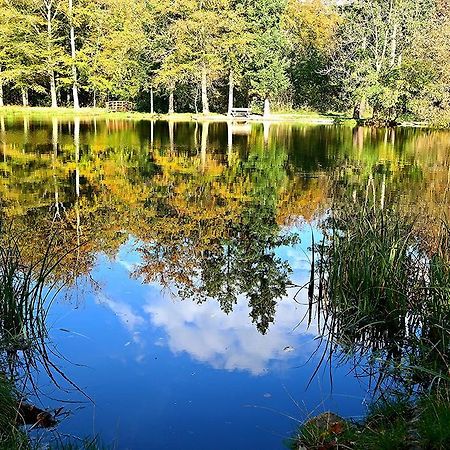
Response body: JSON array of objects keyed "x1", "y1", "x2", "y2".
[{"x1": 310, "y1": 203, "x2": 450, "y2": 393}]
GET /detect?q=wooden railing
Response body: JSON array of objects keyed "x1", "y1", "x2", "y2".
[{"x1": 106, "y1": 101, "x2": 135, "y2": 112}]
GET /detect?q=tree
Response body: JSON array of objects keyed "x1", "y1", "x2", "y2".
[
  {"x1": 239, "y1": 0, "x2": 290, "y2": 117},
  {"x1": 68, "y1": 0, "x2": 79, "y2": 108},
  {"x1": 403, "y1": 1, "x2": 450, "y2": 126},
  {"x1": 0, "y1": 1, "x2": 47, "y2": 106},
  {"x1": 331, "y1": 0, "x2": 439, "y2": 122},
  {"x1": 281, "y1": 0, "x2": 340, "y2": 111}
]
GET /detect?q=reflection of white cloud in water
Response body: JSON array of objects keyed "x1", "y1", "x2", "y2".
[
  {"x1": 97, "y1": 242, "x2": 320, "y2": 375},
  {"x1": 143, "y1": 287, "x2": 317, "y2": 375},
  {"x1": 96, "y1": 293, "x2": 145, "y2": 331}
]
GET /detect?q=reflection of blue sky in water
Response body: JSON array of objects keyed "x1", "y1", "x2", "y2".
[
  {"x1": 97, "y1": 227, "x2": 319, "y2": 375},
  {"x1": 46, "y1": 226, "x2": 367, "y2": 450}
]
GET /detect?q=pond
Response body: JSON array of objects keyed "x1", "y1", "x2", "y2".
[{"x1": 0, "y1": 116, "x2": 449, "y2": 449}]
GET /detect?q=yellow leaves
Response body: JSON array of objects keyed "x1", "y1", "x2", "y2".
[{"x1": 281, "y1": 0, "x2": 341, "y2": 53}]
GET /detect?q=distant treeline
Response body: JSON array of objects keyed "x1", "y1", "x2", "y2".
[{"x1": 0, "y1": 0, "x2": 449, "y2": 124}]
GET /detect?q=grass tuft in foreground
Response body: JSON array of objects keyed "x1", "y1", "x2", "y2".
[{"x1": 289, "y1": 395, "x2": 450, "y2": 450}]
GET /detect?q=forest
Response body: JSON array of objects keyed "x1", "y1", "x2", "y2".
[{"x1": 0, "y1": 0, "x2": 449, "y2": 125}]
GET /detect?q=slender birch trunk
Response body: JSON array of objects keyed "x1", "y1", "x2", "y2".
[
  {"x1": 47, "y1": 1, "x2": 58, "y2": 107},
  {"x1": 390, "y1": 21, "x2": 398, "y2": 68},
  {"x1": 22, "y1": 89, "x2": 29, "y2": 107},
  {"x1": 50, "y1": 72, "x2": 58, "y2": 107},
  {"x1": 168, "y1": 83, "x2": 174, "y2": 114},
  {"x1": 227, "y1": 69, "x2": 234, "y2": 116},
  {"x1": 150, "y1": 86, "x2": 154, "y2": 114},
  {"x1": 69, "y1": 0, "x2": 79, "y2": 109},
  {"x1": 201, "y1": 64, "x2": 209, "y2": 114},
  {"x1": 263, "y1": 98, "x2": 270, "y2": 118}
]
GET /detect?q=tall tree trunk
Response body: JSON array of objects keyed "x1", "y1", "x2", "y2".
[
  {"x1": 227, "y1": 69, "x2": 234, "y2": 116},
  {"x1": 22, "y1": 88, "x2": 29, "y2": 107},
  {"x1": 69, "y1": 0, "x2": 80, "y2": 109},
  {"x1": 168, "y1": 84, "x2": 174, "y2": 114},
  {"x1": 201, "y1": 64, "x2": 209, "y2": 114},
  {"x1": 50, "y1": 71, "x2": 58, "y2": 108},
  {"x1": 47, "y1": 2, "x2": 58, "y2": 108},
  {"x1": 150, "y1": 86, "x2": 154, "y2": 114},
  {"x1": 353, "y1": 98, "x2": 366, "y2": 120},
  {"x1": 0, "y1": 67, "x2": 4, "y2": 107},
  {"x1": 263, "y1": 97, "x2": 270, "y2": 118},
  {"x1": 390, "y1": 21, "x2": 398, "y2": 68}
]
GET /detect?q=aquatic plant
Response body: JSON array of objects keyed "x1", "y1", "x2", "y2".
[
  {"x1": 309, "y1": 202, "x2": 450, "y2": 392},
  {"x1": 0, "y1": 221, "x2": 73, "y2": 386},
  {"x1": 0, "y1": 219, "x2": 93, "y2": 448}
]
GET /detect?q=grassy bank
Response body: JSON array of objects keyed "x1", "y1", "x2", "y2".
[
  {"x1": 0, "y1": 106, "x2": 343, "y2": 124},
  {"x1": 289, "y1": 394, "x2": 450, "y2": 450}
]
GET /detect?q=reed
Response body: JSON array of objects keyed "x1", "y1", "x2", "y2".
[
  {"x1": 0, "y1": 221, "x2": 71, "y2": 382},
  {"x1": 310, "y1": 202, "x2": 450, "y2": 392},
  {"x1": 0, "y1": 220, "x2": 90, "y2": 447}
]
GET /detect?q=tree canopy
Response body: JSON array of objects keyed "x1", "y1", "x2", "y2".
[{"x1": 0, "y1": 0, "x2": 448, "y2": 124}]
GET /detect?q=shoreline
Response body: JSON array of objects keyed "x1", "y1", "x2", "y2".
[
  {"x1": 0, "y1": 106, "x2": 434, "y2": 128},
  {"x1": 0, "y1": 106, "x2": 350, "y2": 125}
]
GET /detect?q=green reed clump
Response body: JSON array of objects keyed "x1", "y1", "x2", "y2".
[
  {"x1": 0, "y1": 221, "x2": 71, "y2": 379},
  {"x1": 313, "y1": 204, "x2": 450, "y2": 390},
  {"x1": 321, "y1": 205, "x2": 415, "y2": 321}
]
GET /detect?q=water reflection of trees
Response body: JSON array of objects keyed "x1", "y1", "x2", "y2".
[
  {"x1": 134, "y1": 143, "x2": 299, "y2": 334},
  {"x1": 136, "y1": 203, "x2": 298, "y2": 334},
  {"x1": 1, "y1": 118, "x2": 449, "y2": 340}
]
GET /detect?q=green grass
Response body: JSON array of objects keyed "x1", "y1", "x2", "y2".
[
  {"x1": 292, "y1": 197, "x2": 450, "y2": 449},
  {"x1": 0, "y1": 105, "x2": 340, "y2": 123},
  {"x1": 417, "y1": 395, "x2": 450, "y2": 449},
  {"x1": 0, "y1": 375, "x2": 29, "y2": 450},
  {"x1": 290, "y1": 395, "x2": 450, "y2": 449}
]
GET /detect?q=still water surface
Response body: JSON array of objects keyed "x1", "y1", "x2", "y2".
[{"x1": 1, "y1": 117, "x2": 449, "y2": 449}]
